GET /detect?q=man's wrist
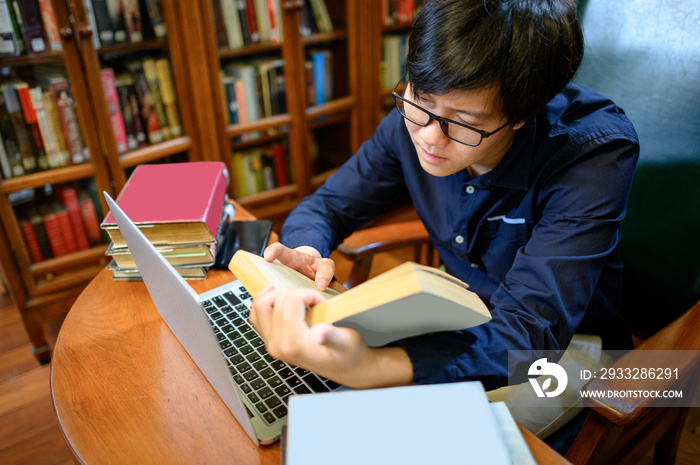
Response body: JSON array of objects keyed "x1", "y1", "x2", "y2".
[{"x1": 347, "y1": 346, "x2": 413, "y2": 389}]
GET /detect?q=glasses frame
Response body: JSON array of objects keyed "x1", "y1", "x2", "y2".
[{"x1": 392, "y1": 73, "x2": 510, "y2": 147}]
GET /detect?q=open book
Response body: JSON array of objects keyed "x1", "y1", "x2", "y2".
[{"x1": 229, "y1": 250, "x2": 491, "y2": 346}]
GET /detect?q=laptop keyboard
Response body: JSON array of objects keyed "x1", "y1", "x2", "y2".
[{"x1": 202, "y1": 285, "x2": 339, "y2": 425}]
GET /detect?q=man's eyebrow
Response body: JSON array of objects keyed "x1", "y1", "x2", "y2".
[{"x1": 451, "y1": 107, "x2": 492, "y2": 122}]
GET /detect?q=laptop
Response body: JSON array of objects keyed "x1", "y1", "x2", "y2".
[{"x1": 103, "y1": 192, "x2": 339, "y2": 445}]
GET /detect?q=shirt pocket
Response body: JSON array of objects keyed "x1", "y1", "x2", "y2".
[{"x1": 476, "y1": 217, "x2": 534, "y2": 283}]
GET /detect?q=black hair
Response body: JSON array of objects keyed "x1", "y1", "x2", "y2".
[{"x1": 406, "y1": 0, "x2": 583, "y2": 124}]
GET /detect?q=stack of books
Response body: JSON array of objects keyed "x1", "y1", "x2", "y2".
[{"x1": 100, "y1": 161, "x2": 230, "y2": 280}]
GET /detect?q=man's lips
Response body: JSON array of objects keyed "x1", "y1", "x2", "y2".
[{"x1": 420, "y1": 147, "x2": 448, "y2": 164}]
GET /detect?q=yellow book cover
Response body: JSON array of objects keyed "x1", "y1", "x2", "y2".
[{"x1": 229, "y1": 250, "x2": 491, "y2": 346}]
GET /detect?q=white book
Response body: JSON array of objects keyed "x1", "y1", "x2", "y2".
[{"x1": 285, "y1": 382, "x2": 512, "y2": 465}]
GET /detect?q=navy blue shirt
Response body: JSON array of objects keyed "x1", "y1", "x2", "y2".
[{"x1": 280, "y1": 84, "x2": 639, "y2": 390}]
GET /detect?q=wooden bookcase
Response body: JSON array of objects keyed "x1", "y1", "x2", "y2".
[
  {"x1": 193, "y1": 0, "x2": 379, "y2": 227},
  {"x1": 0, "y1": 0, "x2": 412, "y2": 362},
  {"x1": 0, "y1": 0, "x2": 199, "y2": 362}
]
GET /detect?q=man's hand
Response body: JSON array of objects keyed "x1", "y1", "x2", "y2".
[
  {"x1": 250, "y1": 285, "x2": 414, "y2": 389},
  {"x1": 263, "y1": 242, "x2": 335, "y2": 290}
]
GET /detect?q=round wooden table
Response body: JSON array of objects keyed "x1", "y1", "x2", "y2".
[{"x1": 51, "y1": 217, "x2": 569, "y2": 464}]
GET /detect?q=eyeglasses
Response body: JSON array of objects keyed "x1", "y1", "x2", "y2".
[{"x1": 392, "y1": 74, "x2": 510, "y2": 147}]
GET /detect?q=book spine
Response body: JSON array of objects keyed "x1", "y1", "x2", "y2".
[
  {"x1": 42, "y1": 206, "x2": 67, "y2": 257},
  {"x1": 15, "y1": 83, "x2": 49, "y2": 170},
  {"x1": 29, "y1": 86, "x2": 60, "y2": 168},
  {"x1": 121, "y1": 0, "x2": 142, "y2": 42},
  {"x1": 203, "y1": 166, "x2": 230, "y2": 238},
  {"x1": 142, "y1": 58, "x2": 171, "y2": 140},
  {"x1": 78, "y1": 188, "x2": 103, "y2": 245},
  {"x1": 0, "y1": 87, "x2": 24, "y2": 177},
  {"x1": 244, "y1": 0, "x2": 258, "y2": 43},
  {"x1": 50, "y1": 78, "x2": 86, "y2": 164},
  {"x1": 82, "y1": 0, "x2": 102, "y2": 48},
  {"x1": 300, "y1": 1, "x2": 317, "y2": 35},
  {"x1": 270, "y1": 142, "x2": 288, "y2": 186},
  {"x1": 236, "y1": 0, "x2": 252, "y2": 45},
  {"x1": 0, "y1": 0, "x2": 21, "y2": 56},
  {"x1": 100, "y1": 67, "x2": 128, "y2": 153},
  {"x1": 56, "y1": 184, "x2": 90, "y2": 250},
  {"x1": 0, "y1": 130, "x2": 12, "y2": 178},
  {"x1": 16, "y1": 0, "x2": 47, "y2": 54},
  {"x1": 154, "y1": 58, "x2": 181, "y2": 138},
  {"x1": 42, "y1": 90, "x2": 70, "y2": 166},
  {"x1": 28, "y1": 206, "x2": 52, "y2": 259},
  {"x1": 211, "y1": 0, "x2": 229, "y2": 47},
  {"x1": 115, "y1": 76, "x2": 146, "y2": 150},
  {"x1": 221, "y1": 0, "x2": 243, "y2": 49},
  {"x1": 8, "y1": 1, "x2": 25, "y2": 54},
  {"x1": 141, "y1": 0, "x2": 165, "y2": 39},
  {"x1": 105, "y1": 0, "x2": 127, "y2": 43},
  {"x1": 259, "y1": 64, "x2": 272, "y2": 118},
  {"x1": 1, "y1": 84, "x2": 37, "y2": 172},
  {"x1": 37, "y1": 0, "x2": 61, "y2": 51},
  {"x1": 311, "y1": 51, "x2": 327, "y2": 105},
  {"x1": 53, "y1": 202, "x2": 78, "y2": 254},
  {"x1": 252, "y1": 0, "x2": 268, "y2": 44},
  {"x1": 231, "y1": 151, "x2": 248, "y2": 197},
  {"x1": 265, "y1": 0, "x2": 278, "y2": 44},
  {"x1": 261, "y1": 149, "x2": 275, "y2": 190},
  {"x1": 19, "y1": 213, "x2": 44, "y2": 262},
  {"x1": 91, "y1": 0, "x2": 114, "y2": 46},
  {"x1": 128, "y1": 60, "x2": 163, "y2": 144},
  {"x1": 221, "y1": 75, "x2": 238, "y2": 125}
]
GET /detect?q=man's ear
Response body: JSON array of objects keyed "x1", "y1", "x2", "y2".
[{"x1": 512, "y1": 121, "x2": 526, "y2": 131}]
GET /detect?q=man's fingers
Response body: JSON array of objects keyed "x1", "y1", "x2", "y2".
[
  {"x1": 263, "y1": 242, "x2": 289, "y2": 262},
  {"x1": 314, "y1": 259, "x2": 336, "y2": 290}
]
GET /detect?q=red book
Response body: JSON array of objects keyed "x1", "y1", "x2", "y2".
[
  {"x1": 15, "y1": 82, "x2": 49, "y2": 170},
  {"x1": 100, "y1": 68, "x2": 129, "y2": 153},
  {"x1": 41, "y1": 204, "x2": 68, "y2": 257},
  {"x1": 50, "y1": 77, "x2": 87, "y2": 164},
  {"x1": 52, "y1": 202, "x2": 78, "y2": 254},
  {"x1": 55, "y1": 184, "x2": 90, "y2": 250},
  {"x1": 19, "y1": 214, "x2": 44, "y2": 263},
  {"x1": 269, "y1": 143, "x2": 289, "y2": 187},
  {"x1": 100, "y1": 162, "x2": 229, "y2": 248},
  {"x1": 245, "y1": 0, "x2": 259, "y2": 43},
  {"x1": 79, "y1": 188, "x2": 104, "y2": 246}
]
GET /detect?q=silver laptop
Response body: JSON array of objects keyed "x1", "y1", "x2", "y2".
[{"x1": 103, "y1": 192, "x2": 339, "y2": 445}]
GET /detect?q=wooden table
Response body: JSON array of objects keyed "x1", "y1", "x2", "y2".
[{"x1": 51, "y1": 225, "x2": 571, "y2": 464}]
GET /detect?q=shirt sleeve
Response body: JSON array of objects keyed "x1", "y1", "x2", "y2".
[
  {"x1": 395, "y1": 133, "x2": 639, "y2": 390},
  {"x1": 280, "y1": 111, "x2": 409, "y2": 257}
]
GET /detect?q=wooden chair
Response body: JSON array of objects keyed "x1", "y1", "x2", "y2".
[{"x1": 336, "y1": 1, "x2": 700, "y2": 463}]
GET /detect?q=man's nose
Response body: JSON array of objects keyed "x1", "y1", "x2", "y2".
[{"x1": 419, "y1": 118, "x2": 449, "y2": 147}]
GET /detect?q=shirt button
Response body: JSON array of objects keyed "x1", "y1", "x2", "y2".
[
  {"x1": 471, "y1": 263, "x2": 480, "y2": 268},
  {"x1": 465, "y1": 186, "x2": 475, "y2": 194},
  {"x1": 455, "y1": 235, "x2": 465, "y2": 244}
]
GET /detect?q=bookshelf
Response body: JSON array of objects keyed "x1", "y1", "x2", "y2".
[
  {"x1": 0, "y1": 0, "x2": 417, "y2": 362},
  {"x1": 198, "y1": 0, "x2": 372, "y2": 226},
  {"x1": 0, "y1": 0, "x2": 200, "y2": 362}
]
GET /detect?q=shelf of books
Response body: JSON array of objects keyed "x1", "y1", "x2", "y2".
[
  {"x1": 203, "y1": 0, "x2": 362, "y2": 225},
  {"x1": 73, "y1": 0, "x2": 196, "y2": 191},
  {"x1": 0, "y1": 0, "x2": 115, "y2": 300},
  {"x1": 379, "y1": 1, "x2": 422, "y2": 113}
]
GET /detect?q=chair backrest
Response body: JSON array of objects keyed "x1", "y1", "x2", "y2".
[{"x1": 574, "y1": 0, "x2": 700, "y2": 335}]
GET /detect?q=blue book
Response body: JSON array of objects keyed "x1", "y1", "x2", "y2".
[{"x1": 311, "y1": 50, "x2": 332, "y2": 105}]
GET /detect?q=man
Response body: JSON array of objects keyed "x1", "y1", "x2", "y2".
[{"x1": 250, "y1": 0, "x2": 639, "y2": 391}]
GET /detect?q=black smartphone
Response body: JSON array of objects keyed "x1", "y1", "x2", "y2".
[{"x1": 213, "y1": 219, "x2": 273, "y2": 268}]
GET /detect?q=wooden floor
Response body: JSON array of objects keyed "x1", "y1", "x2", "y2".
[{"x1": 0, "y1": 251, "x2": 698, "y2": 464}]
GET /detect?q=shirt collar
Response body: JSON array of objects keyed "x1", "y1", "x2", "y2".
[{"x1": 466, "y1": 119, "x2": 535, "y2": 191}]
